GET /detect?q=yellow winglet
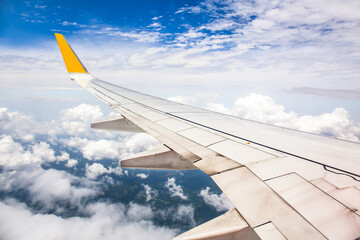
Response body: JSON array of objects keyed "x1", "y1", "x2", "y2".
[{"x1": 55, "y1": 33, "x2": 88, "y2": 73}]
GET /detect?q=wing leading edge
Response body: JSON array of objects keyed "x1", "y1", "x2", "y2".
[{"x1": 55, "y1": 34, "x2": 360, "y2": 240}]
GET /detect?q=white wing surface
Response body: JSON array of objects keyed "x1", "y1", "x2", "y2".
[{"x1": 55, "y1": 33, "x2": 360, "y2": 240}]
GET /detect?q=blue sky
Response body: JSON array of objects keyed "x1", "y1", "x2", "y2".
[{"x1": 1, "y1": 0, "x2": 216, "y2": 45}]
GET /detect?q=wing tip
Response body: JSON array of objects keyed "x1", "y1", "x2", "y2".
[{"x1": 55, "y1": 33, "x2": 88, "y2": 74}]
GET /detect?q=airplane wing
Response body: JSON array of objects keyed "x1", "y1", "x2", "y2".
[{"x1": 55, "y1": 33, "x2": 360, "y2": 240}]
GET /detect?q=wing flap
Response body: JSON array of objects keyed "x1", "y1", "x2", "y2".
[
  {"x1": 311, "y1": 178, "x2": 360, "y2": 212},
  {"x1": 91, "y1": 116, "x2": 144, "y2": 133},
  {"x1": 174, "y1": 208, "x2": 261, "y2": 240},
  {"x1": 253, "y1": 222, "x2": 287, "y2": 240},
  {"x1": 267, "y1": 173, "x2": 360, "y2": 239},
  {"x1": 211, "y1": 167, "x2": 326, "y2": 239},
  {"x1": 121, "y1": 145, "x2": 197, "y2": 170}
]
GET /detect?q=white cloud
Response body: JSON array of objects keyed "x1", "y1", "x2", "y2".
[
  {"x1": 0, "y1": 105, "x2": 186, "y2": 239},
  {"x1": 174, "y1": 205, "x2": 196, "y2": 227},
  {"x1": 34, "y1": 4, "x2": 47, "y2": 9},
  {"x1": 0, "y1": 135, "x2": 58, "y2": 168},
  {"x1": 0, "y1": 105, "x2": 118, "y2": 141},
  {"x1": 0, "y1": 105, "x2": 160, "y2": 166},
  {"x1": 65, "y1": 137, "x2": 124, "y2": 160},
  {"x1": 86, "y1": 163, "x2": 108, "y2": 179},
  {"x1": 80, "y1": 27, "x2": 164, "y2": 43},
  {"x1": 63, "y1": 132, "x2": 160, "y2": 161},
  {"x1": 136, "y1": 173, "x2": 148, "y2": 179},
  {"x1": 175, "y1": 6, "x2": 203, "y2": 14},
  {"x1": 142, "y1": 184, "x2": 158, "y2": 202},
  {"x1": 0, "y1": 200, "x2": 176, "y2": 240},
  {"x1": 122, "y1": 133, "x2": 161, "y2": 157},
  {"x1": 199, "y1": 187, "x2": 233, "y2": 212},
  {"x1": 148, "y1": 22, "x2": 163, "y2": 29},
  {"x1": 155, "y1": 204, "x2": 196, "y2": 228},
  {"x1": 62, "y1": 21, "x2": 87, "y2": 28},
  {"x1": 0, "y1": 167, "x2": 97, "y2": 211},
  {"x1": 151, "y1": 16, "x2": 162, "y2": 21},
  {"x1": 126, "y1": 203, "x2": 154, "y2": 221},
  {"x1": 206, "y1": 93, "x2": 360, "y2": 142},
  {"x1": 199, "y1": 19, "x2": 235, "y2": 32},
  {"x1": 165, "y1": 178, "x2": 188, "y2": 200},
  {"x1": 167, "y1": 92, "x2": 218, "y2": 107},
  {"x1": 86, "y1": 163, "x2": 122, "y2": 179},
  {"x1": 60, "y1": 104, "x2": 104, "y2": 136},
  {"x1": 0, "y1": 107, "x2": 41, "y2": 142},
  {"x1": 66, "y1": 159, "x2": 78, "y2": 168}
]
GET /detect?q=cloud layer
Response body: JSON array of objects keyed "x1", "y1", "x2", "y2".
[
  {"x1": 205, "y1": 93, "x2": 360, "y2": 142},
  {"x1": 0, "y1": 200, "x2": 176, "y2": 240},
  {"x1": 0, "y1": 104, "x2": 183, "y2": 240}
]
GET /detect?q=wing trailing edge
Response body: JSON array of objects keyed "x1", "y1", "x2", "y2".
[
  {"x1": 121, "y1": 145, "x2": 197, "y2": 170},
  {"x1": 91, "y1": 116, "x2": 144, "y2": 133},
  {"x1": 174, "y1": 208, "x2": 261, "y2": 240}
]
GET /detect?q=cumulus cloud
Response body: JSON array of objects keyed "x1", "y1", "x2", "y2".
[
  {"x1": 155, "y1": 204, "x2": 196, "y2": 228},
  {"x1": 86, "y1": 163, "x2": 122, "y2": 179},
  {"x1": 174, "y1": 205, "x2": 196, "y2": 227},
  {"x1": 0, "y1": 105, "x2": 119, "y2": 141},
  {"x1": 167, "y1": 92, "x2": 218, "y2": 108},
  {"x1": 199, "y1": 187, "x2": 233, "y2": 212},
  {"x1": 0, "y1": 135, "x2": 59, "y2": 168},
  {"x1": 0, "y1": 200, "x2": 176, "y2": 240},
  {"x1": 206, "y1": 93, "x2": 360, "y2": 142},
  {"x1": 0, "y1": 104, "x2": 200, "y2": 239},
  {"x1": 60, "y1": 104, "x2": 104, "y2": 136},
  {"x1": 142, "y1": 184, "x2": 158, "y2": 202},
  {"x1": 63, "y1": 132, "x2": 160, "y2": 161},
  {"x1": 0, "y1": 104, "x2": 161, "y2": 167},
  {"x1": 122, "y1": 133, "x2": 161, "y2": 157},
  {"x1": 66, "y1": 159, "x2": 78, "y2": 168},
  {"x1": 0, "y1": 167, "x2": 98, "y2": 211},
  {"x1": 136, "y1": 173, "x2": 148, "y2": 179},
  {"x1": 165, "y1": 178, "x2": 188, "y2": 200},
  {"x1": 65, "y1": 137, "x2": 124, "y2": 160},
  {"x1": 126, "y1": 202, "x2": 154, "y2": 221},
  {"x1": 0, "y1": 107, "x2": 48, "y2": 142}
]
